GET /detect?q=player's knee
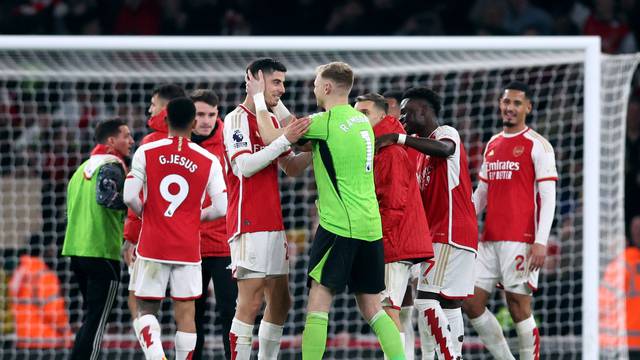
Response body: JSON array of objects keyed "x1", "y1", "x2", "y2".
[
  {"x1": 175, "y1": 314, "x2": 196, "y2": 332},
  {"x1": 505, "y1": 293, "x2": 531, "y2": 322},
  {"x1": 356, "y1": 294, "x2": 383, "y2": 321},
  {"x1": 136, "y1": 299, "x2": 160, "y2": 317},
  {"x1": 506, "y1": 303, "x2": 530, "y2": 322},
  {"x1": 244, "y1": 297, "x2": 264, "y2": 317},
  {"x1": 461, "y1": 297, "x2": 484, "y2": 319}
]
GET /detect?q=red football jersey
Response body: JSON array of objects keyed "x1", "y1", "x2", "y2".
[
  {"x1": 223, "y1": 104, "x2": 288, "y2": 239},
  {"x1": 129, "y1": 137, "x2": 226, "y2": 264},
  {"x1": 479, "y1": 127, "x2": 558, "y2": 244},
  {"x1": 421, "y1": 126, "x2": 478, "y2": 252}
]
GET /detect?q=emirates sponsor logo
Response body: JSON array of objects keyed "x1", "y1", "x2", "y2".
[{"x1": 487, "y1": 160, "x2": 520, "y2": 180}]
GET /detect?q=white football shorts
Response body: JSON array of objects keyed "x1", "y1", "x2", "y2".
[
  {"x1": 417, "y1": 243, "x2": 476, "y2": 299},
  {"x1": 475, "y1": 241, "x2": 539, "y2": 296},
  {"x1": 229, "y1": 231, "x2": 289, "y2": 279},
  {"x1": 132, "y1": 257, "x2": 202, "y2": 300}
]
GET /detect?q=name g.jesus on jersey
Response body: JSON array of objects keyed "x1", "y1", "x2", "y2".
[{"x1": 158, "y1": 154, "x2": 198, "y2": 173}]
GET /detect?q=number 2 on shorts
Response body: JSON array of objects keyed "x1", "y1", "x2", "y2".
[{"x1": 515, "y1": 255, "x2": 525, "y2": 271}]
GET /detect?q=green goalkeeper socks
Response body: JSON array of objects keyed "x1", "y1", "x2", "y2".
[
  {"x1": 302, "y1": 311, "x2": 329, "y2": 360},
  {"x1": 370, "y1": 310, "x2": 406, "y2": 360}
]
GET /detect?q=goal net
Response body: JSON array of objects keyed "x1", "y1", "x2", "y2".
[{"x1": 0, "y1": 36, "x2": 637, "y2": 360}]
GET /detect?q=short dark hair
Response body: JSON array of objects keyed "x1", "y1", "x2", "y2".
[
  {"x1": 246, "y1": 58, "x2": 287, "y2": 78},
  {"x1": 166, "y1": 97, "x2": 196, "y2": 131},
  {"x1": 503, "y1": 81, "x2": 531, "y2": 99},
  {"x1": 189, "y1": 89, "x2": 219, "y2": 107},
  {"x1": 95, "y1": 118, "x2": 127, "y2": 143},
  {"x1": 356, "y1": 93, "x2": 388, "y2": 113},
  {"x1": 402, "y1": 87, "x2": 442, "y2": 117},
  {"x1": 383, "y1": 90, "x2": 404, "y2": 104},
  {"x1": 152, "y1": 83, "x2": 186, "y2": 101}
]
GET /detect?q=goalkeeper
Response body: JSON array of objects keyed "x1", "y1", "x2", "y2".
[{"x1": 248, "y1": 62, "x2": 405, "y2": 360}]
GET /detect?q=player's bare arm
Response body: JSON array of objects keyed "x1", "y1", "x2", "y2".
[
  {"x1": 121, "y1": 240, "x2": 136, "y2": 266},
  {"x1": 232, "y1": 119, "x2": 309, "y2": 178},
  {"x1": 375, "y1": 133, "x2": 455, "y2": 157},
  {"x1": 278, "y1": 151, "x2": 313, "y2": 177}
]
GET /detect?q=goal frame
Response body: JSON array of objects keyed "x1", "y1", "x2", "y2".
[{"x1": 0, "y1": 35, "x2": 602, "y2": 358}]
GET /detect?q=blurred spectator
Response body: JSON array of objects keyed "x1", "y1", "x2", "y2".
[
  {"x1": 505, "y1": 0, "x2": 553, "y2": 35},
  {"x1": 626, "y1": 95, "x2": 640, "y2": 226},
  {"x1": 364, "y1": 0, "x2": 403, "y2": 35},
  {"x1": 325, "y1": 0, "x2": 365, "y2": 35},
  {"x1": 291, "y1": 0, "x2": 332, "y2": 35},
  {"x1": 575, "y1": 0, "x2": 638, "y2": 53},
  {"x1": 0, "y1": 0, "x2": 637, "y2": 39},
  {"x1": 181, "y1": 0, "x2": 224, "y2": 35},
  {"x1": 599, "y1": 215, "x2": 640, "y2": 357},
  {"x1": 221, "y1": 8, "x2": 251, "y2": 35},
  {"x1": 396, "y1": 11, "x2": 445, "y2": 35},
  {"x1": 57, "y1": 0, "x2": 102, "y2": 35},
  {"x1": 113, "y1": 0, "x2": 161, "y2": 35},
  {"x1": 8, "y1": 240, "x2": 72, "y2": 349},
  {"x1": 469, "y1": 0, "x2": 510, "y2": 35}
]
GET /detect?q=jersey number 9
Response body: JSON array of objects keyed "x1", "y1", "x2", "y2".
[{"x1": 160, "y1": 174, "x2": 189, "y2": 217}]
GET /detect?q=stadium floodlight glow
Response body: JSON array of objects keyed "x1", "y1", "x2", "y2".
[{"x1": 0, "y1": 36, "x2": 637, "y2": 360}]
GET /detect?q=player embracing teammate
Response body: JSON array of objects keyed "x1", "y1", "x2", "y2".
[{"x1": 377, "y1": 87, "x2": 478, "y2": 360}]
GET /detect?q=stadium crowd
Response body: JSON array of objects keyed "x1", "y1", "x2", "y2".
[{"x1": 0, "y1": 0, "x2": 639, "y2": 54}]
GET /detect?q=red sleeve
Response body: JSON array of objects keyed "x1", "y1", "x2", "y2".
[
  {"x1": 123, "y1": 208, "x2": 141, "y2": 244},
  {"x1": 374, "y1": 146, "x2": 410, "y2": 240}
]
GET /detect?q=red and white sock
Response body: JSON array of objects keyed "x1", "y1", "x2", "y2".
[
  {"x1": 257, "y1": 320, "x2": 283, "y2": 360},
  {"x1": 230, "y1": 318, "x2": 253, "y2": 360},
  {"x1": 417, "y1": 313, "x2": 435, "y2": 360},
  {"x1": 443, "y1": 307, "x2": 464, "y2": 355},
  {"x1": 175, "y1": 331, "x2": 196, "y2": 360},
  {"x1": 414, "y1": 299, "x2": 457, "y2": 360},
  {"x1": 137, "y1": 314, "x2": 165, "y2": 360},
  {"x1": 468, "y1": 309, "x2": 515, "y2": 360},
  {"x1": 515, "y1": 315, "x2": 539, "y2": 360}
]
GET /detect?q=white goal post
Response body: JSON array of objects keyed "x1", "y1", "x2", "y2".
[{"x1": 0, "y1": 36, "x2": 636, "y2": 360}]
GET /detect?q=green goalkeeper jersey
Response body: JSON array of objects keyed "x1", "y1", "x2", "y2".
[{"x1": 303, "y1": 104, "x2": 382, "y2": 241}]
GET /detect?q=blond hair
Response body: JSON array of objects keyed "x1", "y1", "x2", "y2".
[{"x1": 316, "y1": 62, "x2": 354, "y2": 91}]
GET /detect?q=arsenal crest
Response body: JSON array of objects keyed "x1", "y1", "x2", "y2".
[{"x1": 513, "y1": 145, "x2": 524, "y2": 157}]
